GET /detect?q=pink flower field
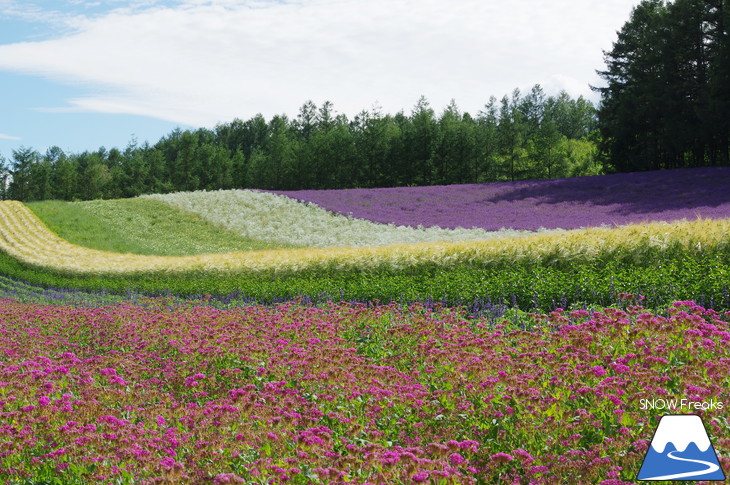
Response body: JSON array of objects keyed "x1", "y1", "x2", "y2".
[{"x1": 0, "y1": 297, "x2": 728, "y2": 483}]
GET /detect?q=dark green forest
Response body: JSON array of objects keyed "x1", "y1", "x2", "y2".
[
  {"x1": 0, "y1": 87, "x2": 599, "y2": 201},
  {"x1": 1, "y1": 0, "x2": 728, "y2": 201},
  {"x1": 596, "y1": 0, "x2": 730, "y2": 169}
]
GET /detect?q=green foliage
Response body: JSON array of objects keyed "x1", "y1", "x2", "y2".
[
  {"x1": 0, "y1": 249, "x2": 727, "y2": 312},
  {"x1": 25, "y1": 198, "x2": 297, "y2": 256},
  {"x1": 0, "y1": 89, "x2": 600, "y2": 202},
  {"x1": 597, "y1": 0, "x2": 730, "y2": 169}
]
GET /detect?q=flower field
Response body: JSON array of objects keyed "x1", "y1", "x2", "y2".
[
  {"x1": 2, "y1": 199, "x2": 730, "y2": 277},
  {"x1": 1, "y1": 171, "x2": 730, "y2": 483},
  {"x1": 141, "y1": 190, "x2": 535, "y2": 248},
  {"x1": 1, "y1": 192, "x2": 730, "y2": 310},
  {"x1": 1, "y1": 297, "x2": 729, "y2": 484},
  {"x1": 269, "y1": 166, "x2": 730, "y2": 231}
]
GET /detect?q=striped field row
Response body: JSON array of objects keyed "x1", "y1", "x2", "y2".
[{"x1": 0, "y1": 200, "x2": 728, "y2": 275}]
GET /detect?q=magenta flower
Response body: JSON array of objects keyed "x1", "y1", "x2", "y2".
[
  {"x1": 449, "y1": 452, "x2": 467, "y2": 465},
  {"x1": 213, "y1": 473, "x2": 245, "y2": 484},
  {"x1": 513, "y1": 448, "x2": 534, "y2": 464},
  {"x1": 592, "y1": 366, "x2": 607, "y2": 377},
  {"x1": 412, "y1": 472, "x2": 429, "y2": 482},
  {"x1": 491, "y1": 452, "x2": 514, "y2": 464},
  {"x1": 109, "y1": 375, "x2": 127, "y2": 385}
]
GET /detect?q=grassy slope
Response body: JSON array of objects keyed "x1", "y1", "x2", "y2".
[{"x1": 26, "y1": 198, "x2": 300, "y2": 255}]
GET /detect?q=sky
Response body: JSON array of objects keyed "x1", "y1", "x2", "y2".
[{"x1": 0, "y1": 0, "x2": 640, "y2": 157}]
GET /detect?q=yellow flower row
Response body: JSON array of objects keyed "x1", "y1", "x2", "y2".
[{"x1": 0, "y1": 200, "x2": 727, "y2": 275}]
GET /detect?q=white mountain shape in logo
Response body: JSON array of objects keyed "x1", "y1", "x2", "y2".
[{"x1": 651, "y1": 415, "x2": 711, "y2": 453}]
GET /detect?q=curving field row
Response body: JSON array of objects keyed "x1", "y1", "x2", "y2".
[
  {"x1": 142, "y1": 189, "x2": 545, "y2": 248},
  {"x1": 0, "y1": 200, "x2": 729, "y2": 276}
]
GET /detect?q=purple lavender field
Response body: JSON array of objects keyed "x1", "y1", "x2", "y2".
[{"x1": 268, "y1": 167, "x2": 730, "y2": 231}]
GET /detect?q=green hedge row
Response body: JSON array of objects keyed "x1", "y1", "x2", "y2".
[{"x1": 0, "y1": 250, "x2": 728, "y2": 312}]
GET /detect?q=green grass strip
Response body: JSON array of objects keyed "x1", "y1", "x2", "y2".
[{"x1": 26, "y1": 198, "x2": 300, "y2": 256}]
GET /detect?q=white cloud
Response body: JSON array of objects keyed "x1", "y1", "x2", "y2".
[
  {"x1": 0, "y1": 133, "x2": 21, "y2": 141},
  {"x1": 0, "y1": 0, "x2": 639, "y2": 126}
]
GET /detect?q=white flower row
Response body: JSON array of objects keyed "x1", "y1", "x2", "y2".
[{"x1": 141, "y1": 189, "x2": 560, "y2": 247}]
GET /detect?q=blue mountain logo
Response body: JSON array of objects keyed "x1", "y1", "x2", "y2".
[{"x1": 638, "y1": 414, "x2": 725, "y2": 481}]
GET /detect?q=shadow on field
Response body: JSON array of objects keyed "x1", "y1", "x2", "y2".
[{"x1": 486, "y1": 166, "x2": 730, "y2": 215}]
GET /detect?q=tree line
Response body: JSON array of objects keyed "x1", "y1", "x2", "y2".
[
  {"x1": 596, "y1": 0, "x2": 730, "y2": 170},
  {"x1": 0, "y1": 85, "x2": 600, "y2": 201},
  {"x1": 3, "y1": 0, "x2": 729, "y2": 202}
]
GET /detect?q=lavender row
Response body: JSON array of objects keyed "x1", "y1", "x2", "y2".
[{"x1": 268, "y1": 167, "x2": 730, "y2": 231}]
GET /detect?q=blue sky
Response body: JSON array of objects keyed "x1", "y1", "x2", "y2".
[{"x1": 0, "y1": 0, "x2": 640, "y2": 159}]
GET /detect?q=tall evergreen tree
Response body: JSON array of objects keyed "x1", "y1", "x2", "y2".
[
  {"x1": 497, "y1": 90, "x2": 529, "y2": 181},
  {"x1": 596, "y1": 0, "x2": 730, "y2": 170},
  {"x1": 0, "y1": 154, "x2": 8, "y2": 200},
  {"x1": 406, "y1": 96, "x2": 437, "y2": 185},
  {"x1": 475, "y1": 97, "x2": 500, "y2": 182},
  {"x1": 8, "y1": 147, "x2": 41, "y2": 201}
]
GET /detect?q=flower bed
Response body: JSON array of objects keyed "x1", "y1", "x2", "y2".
[
  {"x1": 1, "y1": 200, "x2": 729, "y2": 276},
  {"x1": 269, "y1": 166, "x2": 730, "y2": 231},
  {"x1": 0, "y1": 298, "x2": 728, "y2": 483}
]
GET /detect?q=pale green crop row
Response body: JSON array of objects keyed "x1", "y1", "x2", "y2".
[{"x1": 142, "y1": 189, "x2": 559, "y2": 247}]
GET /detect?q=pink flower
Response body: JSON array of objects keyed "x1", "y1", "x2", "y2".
[
  {"x1": 213, "y1": 474, "x2": 245, "y2": 484},
  {"x1": 592, "y1": 366, "x2": 607, "y2": 377},
  {"x1": 449, "y1": 452, "x2": 467, "y2": 465},
  {"x1": 491, "y1": 452, "x2": 514, "y2": 464},
  {"x1": 413, "y1": 472, "x2": 429, "y2": 482},
  {"x1": 609, "y1": 362, "x2": 630, "y2": 374},
  {"x1": 459, "y1": 440, "x2": 480, "y2": 452},
  {"x1": 513, "y1": 448, "x2": 534, "y2": 464},
  {"x1": 109, "y1": 376, "x2": 127, "y2": 385}
]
